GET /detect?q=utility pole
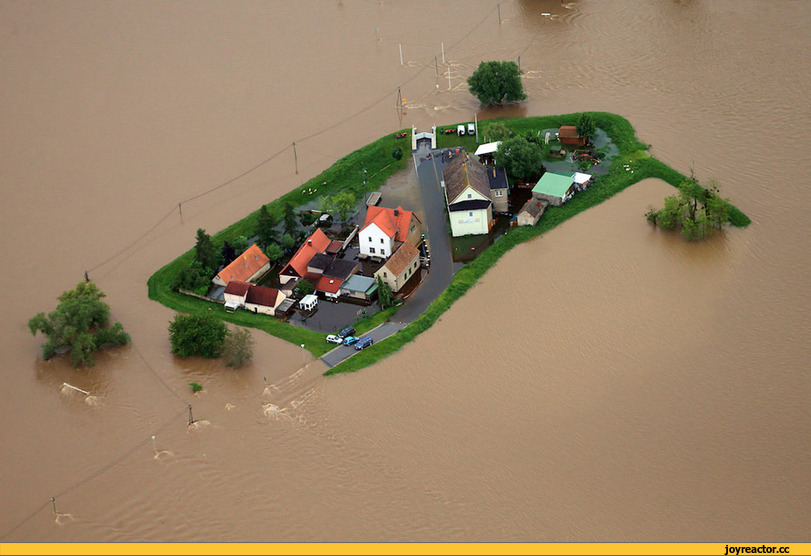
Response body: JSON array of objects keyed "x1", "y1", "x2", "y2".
[
  {"x1": 517, "y1": 56, "x2": 521, "y2": 71},
  {"x1": 475, "y1": 113, "x2": 479, "y2": 142},
  {"x1": 397, "y1": 86, "x2": 402, "y2": 108},
  {"x1": 178, "y1": 202, "x2": 182, "y2": 222},
  {"x1": 448, "y1": 65, "x2": 452, "y2": 91},
  {"x1": 435, "y1": 56, "x2": 439, "y2": 76},
  {"x1": 441, "y1": 42, "x2": 445, "y2": 63},
  {"x1": 51, "y1": 497, "x2": 56, "y2": 514},
  {"x1": 498, "y1": 3, "x2": 502, "y2": 24},
  {"x1": 399, "y1": 43, "x2": 403, "y2": 65},
  {"x1": 84, "y1": 270, "x2": 89, "y2": 283},
  {"x1": 188, "y1": 404, "x2": 195, "y2": 426},
  {"x1": 292, "y1": 141, "x2": 298, "y2": 174}
]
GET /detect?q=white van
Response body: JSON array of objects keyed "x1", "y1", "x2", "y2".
[
  {"x1": 457, "y1": 124, "x2": 465, "y2": 136},
  {"x1": 467, "y1": 122, "x2": 475, "y2": 135}
]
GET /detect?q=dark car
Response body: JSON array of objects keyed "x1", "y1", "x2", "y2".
[
  {"x1": 354, "y1": 336, "x2": 373, "y2": 350},
  {"x1": 338, "y1": 326, "x2": 356, "y2": 338}
]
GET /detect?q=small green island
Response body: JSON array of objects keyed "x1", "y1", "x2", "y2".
[{"x1": 147, "y1": 112, "x2": 750, "y2": 375}]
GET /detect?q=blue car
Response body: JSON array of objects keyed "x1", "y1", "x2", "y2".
[
  {"x1": 354, "y1": 336, "x2": 374, "y2": 350},
  {"x1": 338, "y1": 326, "x2": 356, "y2": 338},
  {"x1": 342, "y1": 335, "x2": 360, "y2": 346}
]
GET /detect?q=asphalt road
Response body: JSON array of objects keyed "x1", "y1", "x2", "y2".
[{"x1": 320, "y1": 321, "x2": 407, "y2": 368}]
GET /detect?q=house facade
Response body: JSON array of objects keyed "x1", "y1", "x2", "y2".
[
  {"x1": 244, "y1": 285, "x2": 286, "y2": 316},
  {"x1": 359, "y1": 205, "x2": 421, "y2": 259},
  {"x1": 516, "y1": 198, "x2": 548, "y2": 226},
  {"x1": 557, "y1": 126, "x2": 586, "y2": 147},
  {"x1": 532, "y1": 172, "x2": 576, "y2": 207},
  {"x1": 213, "y1": 244, "x2": 270, "y2": 287},
  {"x1": 374, "y1": 241, "x2": 420, "y2": 293},
  {"x1": 341, "y1": 274, "x2": 378, "y2": 302},
  {"x1": 487, "y1": 166, "x2": 510, "y2": 214},
  {"x1": 442, "y1": 154, "x2": 494, "y2": 237},
  {"x1": 223, "y1": 280, "x2": 251, "y2": 308}
]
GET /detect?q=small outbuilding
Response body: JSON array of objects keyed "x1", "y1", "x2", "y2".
[
  {"x1": 572, "y1": 172, "x2": 593, "y2": 191},
  {"x1": 298, "y1": 294, "x2": 318, "y2": 313},
  {"x1": 532, "y1": 172, "x2": 576, "y2": 206},
  {"x1": 516, "y1": 198, "x2": 549, "y2": 227},
  {"x1": 557, "y1": 126, "x2": 586, "y2": 147}
]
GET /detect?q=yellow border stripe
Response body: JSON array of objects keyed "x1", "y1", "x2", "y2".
[{"x1": 1, "y1": 544, "x2": 809, "y2": 556}]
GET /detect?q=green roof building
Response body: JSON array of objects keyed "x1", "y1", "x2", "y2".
[{"x1": 531, "y1": 172, "x2": 576, "y2": 206}]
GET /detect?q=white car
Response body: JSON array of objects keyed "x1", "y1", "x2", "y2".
[
  {"x1": 326, "y1": 334, "x2": 343, "y2": 345},
  {"x1": 467, "y1": 122, "x2": 475, "y2": 135}
]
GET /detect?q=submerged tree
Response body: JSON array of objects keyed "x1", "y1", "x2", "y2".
[
  {"x1": 320, "y1": 191, "x2": 357, "y2": 223},
  {"x1": 168, "y1": 313, "x2": 227, "y2": 359},
  {"x1": 222, "y1": 327, "x2": 255, "y2": 368},
  {"x1": 576, "y1": 113, "x2": 596, "y2": 141},
  {"x1": 467, "y1": 61, "x2": 526, "y2": 105},
  {"x1": 28, "y1": 282, "x2": 130, "y2": 367},
  {"x1": 646, "y1": 178, "x2": 732, "y2": 241}
]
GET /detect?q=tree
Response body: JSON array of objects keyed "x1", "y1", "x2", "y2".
[
  {"x1": 194, "y1": 228, "x2": 219, "y2": 274},
  {"x1": 467, "y1": 60, "x2": 526, "y2": 106},
  {"x1": 485, "y1": 121, "x2": 514, "y2": 141},
  {"x1": 265, "y1": 243, "x2": 284, "y2": 265},
  {"x1": 392, "y1": 147, "x2": 403, "y2": 160},
  {"x1": 495, "y1": 135, "x2": 545, "y2": 182},
  {"x1": 28, "y1": 281, "x2": 130, "y2": 367},
  {"x1": 173, "y1": 261, "x2": 212, "y2": 294},
  {"x1": 255, "y1": 205, "x2": 279, "y2": 249},
  {"x1": 647, "y1": 177, "x2": 732, "y2": 240},
  {"x1": 220, "y1": 241, "x2": 237, "y2": 266},
  {"x1": 320, "y1": 191, "x2": 357, "y2": 223},
  {"x1": 168, "y1": 313, "x2": 227, "y2": 359},
  {"x1": 222, "y1": 327, "x2": 255, "y2": 368},
  {"x1": 377, "y1": 276, "x2": 394, "y2": 309},
  {"x1": 281, "y1": 233, "x2": 296, "y2": 253},
  {"x1": 282, "y1": 203, "x2": 298, "y2": 237},
  {"x1": 232, "y1": 235, "x2": 249, "y2": 254},
  {"x1": 576, "y1": 113, "x2": 596, "y2": 141},
  {"x1": 293, "y1": 279, "x2": 315, "y2": 298}
]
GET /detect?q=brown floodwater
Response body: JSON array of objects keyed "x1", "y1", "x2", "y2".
[{"x1": 1, "y1": 0, "x2": 808, "y2": 541}]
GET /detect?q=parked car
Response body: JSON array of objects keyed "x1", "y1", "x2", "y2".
[
  {"x1": 342, "y1": 335, "x2": 360, "y2": 346},
  {"x1": 338, "y1": 326, "x2": 356, "y2": 338},
  {"x1": 354, "y1": 336, "x2": 374, "y2": 350},
  {"x1": 457, "y1": 124, "x2": 465, "y2": 136},
  {"x1": 467, "y1": 122, "x2": 475, "y2": 135},
  {"x1": 326, "y1": 334, "x2": 343, "y2": 345}
]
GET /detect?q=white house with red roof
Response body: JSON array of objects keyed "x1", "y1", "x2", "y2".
[
  {"x1": 359, "y1": 205, "x2": 421, "y2": 259},
  {"x1": 213, "y1": 244, "x2": 270, "y2": 287}
]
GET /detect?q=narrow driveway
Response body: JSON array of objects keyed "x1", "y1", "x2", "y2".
[{"x1": 320, "y1": 322, "x2": 407, "y2": 368}]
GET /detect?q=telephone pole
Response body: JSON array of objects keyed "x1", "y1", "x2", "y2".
[{"x1": 292, "y1": 141, "x2": 298, "y2": 174}]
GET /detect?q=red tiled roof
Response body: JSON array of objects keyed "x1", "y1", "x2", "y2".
[
  {"x1": 316, "y1": 275, "x2": 343, "y2": 294},
  {"x1": 383, "y1": 241, "x2": 419, "y2": 276},
  {"x1": 326, "y1": 240, "x2": 343, "y2": 255},
  {"x1": 361, "y1": 205, "x2": 417, "y2": 242},
  {"x1": 280, "y1": 228, "x2": 331, "y2": 278},
  {"x1": 224, "y1": 280, "x2": 251, "y2": 296},
  {"x1": 217, "y1": 244, "x2": 270, "y2": 284},
  {"x1": 245, "y1": 285, "x2": 280, "y2": 308}
]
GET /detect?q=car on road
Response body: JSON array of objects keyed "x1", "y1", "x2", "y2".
[
  {"x1": 326, "y1": 334, "x2": 343, "y2": 345},
  {"x1": 338, "y1": 326, "x2": 356, "y2": 338},
  {"x1": 342, "y1": 335, "x2": 360, "y2": 346},
  {"x1": 354, "y1": 336, "x2": 374, "y2": 350}
]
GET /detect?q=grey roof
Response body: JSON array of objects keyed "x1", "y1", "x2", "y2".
[
  {"x1": 486, "y1": 166, "x2": 509, "y2": 190},
  {"x1": 443, "y1": 153, "x2": 492, "y2": 204},
  {"x1": 520, "y1": 198, "x2": 548, "y2": 218},
  {"x1": 308, "y1": 253, "x2": 333, "y2": 271},
  {"x1": 342, "y1": 274, "x2": 377, "y2": 294},
  {"x1": 323, "y1": 258, "x2": 358, "y2": 281}
]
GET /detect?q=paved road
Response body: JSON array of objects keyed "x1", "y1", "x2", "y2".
[
  {"x1": 320, "y1": 321, "x2": 407, "y2": 368},
  {"x1": 319, "y1": 143, "x2": 456, "y2": 368}
]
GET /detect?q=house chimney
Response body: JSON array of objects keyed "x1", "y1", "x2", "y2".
[{"x1": 308, "y1": 239, "x2": 312, "y2": 245}]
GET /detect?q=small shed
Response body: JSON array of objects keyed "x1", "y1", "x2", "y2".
[
  {"x1": 516, "y1": 198, "x2": 549, "y2": 226},
  {"x1": 572, "y1": 172, "x2": 593, "y2": 191},
  {"x1": 557, "y1": 126, "x2": 586, "y2": 147},
  {"x1": 299, "y1": 294, "x2": 318, "y2": 312},
  {"x1": 532, "y1": 172, "x2": 576, "y2": 206},
  {"x1": 341, "y1": 275, "x2": 378, "y2": 302},
  {"x1": 473, "y1": 141, "x2": 501, "y2": 166}
]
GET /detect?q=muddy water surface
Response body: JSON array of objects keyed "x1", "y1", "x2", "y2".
[{"x1": 1, "y1": 0, "x2": 808, "y2": 541}]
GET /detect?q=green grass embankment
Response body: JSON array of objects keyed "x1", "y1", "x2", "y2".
[{"x1": 324, "y1": 112, "x2": 750, "y2": 374}]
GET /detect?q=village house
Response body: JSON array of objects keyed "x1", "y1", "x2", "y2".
[
  {"x1": 442, "y1": 153, "x2": 494, "y2": 237},
  {"x1": 213, "y1": 243, "x2": 270, "y2": 287},
  {"x1": 486, "y1": 166, "x2": 510, "y2": 214},
  {"x1": 516, "y1": 198, "x2": 549, "y2": 227},
  {"x1": 340, "y1": 274, "x2": 378, "y2": 302},
  {"x1": 244, "y1": 285, "x2": 287, "y2": 316},
  {"x1": 315, "y1": 258, "x2": 358, "y2": 301},
  {"x1": 223, "y1": 280, "x2": 251, "y2": 311},
  {"x1": 557, "y1": 126, "x2": 586, "y2": 147},
  {"x1": 374, "y1": 241, "x2": 420, "y2": 293},
  {"x1": 532, "y1": 172, "x2": 576, "y2": 207},
  {"x1": 278, "y1": 228, "x2": 331, "y2": 288},
  {"x1": 359, "y1": 205, "x2": 422, "y2": 260}
]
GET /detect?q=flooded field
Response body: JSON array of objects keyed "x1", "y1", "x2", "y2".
[{"x1": 1, "y1": 0, "x2": 808, "y2": 541}]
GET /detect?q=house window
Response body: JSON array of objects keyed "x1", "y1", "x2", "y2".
[
  {"x1": 370, "y1": 247, "x2": 375, "y2": 254},
  {"x1": 469, "y1": 212, "x2": 473, "y2": 217},
  {"x1": 380, "y1": 238, "x2": 384, "y2": 243},
  {"x1": 368, "y1": 236, "x2": 372, "y2": 242},
  {"x1": 495, "y1": 190, "x2": 503, "y2": 197},
  {"x1": 414, "y1": 261, "x2": 418, "y2": 268},
  {"x1": 467, "y1": 193, "x2": 472, "y2": 199},
  {"x1": 380, "y1": 249, "x2": 386, "y2": 256},
  {"x1": 383, "y1": 272, "x2": 387, "y2": 277}
]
